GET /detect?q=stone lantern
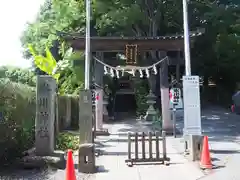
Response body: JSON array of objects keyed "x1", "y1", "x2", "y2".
[
  {"x1": 103, "y1": 91, "x2": 109, "y2": 121},
  {"x1": 144, "y1": 90, "x2": 157, "y2": 121}
]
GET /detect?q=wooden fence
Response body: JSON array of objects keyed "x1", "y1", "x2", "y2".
[{"x1": 125, "y1": 131, "x2": 170, "y2": 166}]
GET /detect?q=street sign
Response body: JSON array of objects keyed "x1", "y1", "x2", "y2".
[
  {"x1": 169, "y1": 88, "x2": 183, "y2": 121},
  {"x1": 183, "y1": 76, "x2": 202, "y2": 135},
  {"x1": 170, "y1": 88, "x2": 181, "y2": 104}
]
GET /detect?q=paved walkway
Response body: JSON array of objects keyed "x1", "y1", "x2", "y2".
[
  {"x1": 92, "y1": 105, "x2": 240, "y2": 180},
  {"x1": 91, "y1": 121, "x2": 205, "y2": 180},
  {"x1": 174, "y1": 106, "x2": 240, "y2": 180},
  {"x1": 3, "y1": 106, "x2": 240, "y2": 179}
]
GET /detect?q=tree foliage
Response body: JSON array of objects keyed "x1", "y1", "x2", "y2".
[
  {"x1": 21, "y1": 0, "x2": 87, "y2": 94},
  {"x1": 0, "y1": 66, "x2": 36, "y2": 87},
  {"x1": 21, "y1": 0, "x2": 240, "y2": 98},
  {"x1": 21, "y1": 0, "x2": 85, "y2": 58}
]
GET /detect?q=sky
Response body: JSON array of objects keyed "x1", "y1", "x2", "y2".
[{"x1": 0, "y1": 0, "x2": 44, "y2": 68}]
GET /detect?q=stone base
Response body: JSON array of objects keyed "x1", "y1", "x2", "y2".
[
  {"x1": 78, "y1": 143, "x2": 96, "y2": 173},
  {"x1": 144, "y1": 114, "x2": 156, "y2": 121},
  {"x1": 103, "y1": 114, "x2": 109, "y2": 122},
  {"x1": 44, "y1": 150, "x2": 66, "y2": 169},
  {"x1": 109, "y1": 116, "x2": 114, "y2": 121},
  {"x1": 15, "y1": 150, "x2": 65, "y2": 170},
  {"x1": 184, "y1": 135, "x2": 204, "y2": 161},
  {"x1": 94, "y1": 129, "x2": 110, "y2": 136},
  {"x1": 162, "y1": 127, "x2": 181, "y2": 136},
  {"x1": 161, "y1": 126, "x2": 173, "y2": 135}
]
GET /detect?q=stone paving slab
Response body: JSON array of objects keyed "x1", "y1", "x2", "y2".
[
  {"x1": 173, "y1": 106, "x2": 240, "y2": 179},
  {"x1": 199, "y1": 152, "x2": 240, "y2": 180},
  {"x1": 166, "y1": 135, "x2": 240, "y2": 180},
  {"x1": 91, "y1": 121, "x2": 205, "y2": 180},
  {"x1": 7, "y1": 105, "x2": 240, "y2": 179}
]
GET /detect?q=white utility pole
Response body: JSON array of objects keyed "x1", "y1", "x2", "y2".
[
  {"x1": 182, "y1": 0, "x2": 202, "y2": 159},
  {"x1": 84, "y1": 0, "x2": 91, "y2": 89},
  {"x1": 182, "y1": 0, "x2": 191, "y2": 76}
]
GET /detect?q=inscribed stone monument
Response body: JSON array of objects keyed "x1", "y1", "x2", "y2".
[{"x1": 36, "y1": 75, "x2": 56, "y2": 156}]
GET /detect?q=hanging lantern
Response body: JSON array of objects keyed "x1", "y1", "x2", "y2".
[
  {"x1": 153, "y1": 65, "x2": 157, "y2": 75},
  {"x1": 127, "y1": 69, "x2": 135, "y2": 76},
  {"x1": 110, "y1": 68, "x2": 115, "y2": 77},
  {"x1": 131, "y1": 69, "x2": 136, "y2": 76},
  {"x1": 145, "y1": 68, "x2": 150, "y2": 78},
  {"x1": 104, "y1": 66, "x2": 108, "y2": 75},
  {"x1": 116, "y1": 70, "x2": 120, "y2": 78},
  {"x1": 121, "y1": 68, "x2": 125, "y2": 76},
  {"x1": 139, "y1": 69, "x2": 143, "y2": 78}
]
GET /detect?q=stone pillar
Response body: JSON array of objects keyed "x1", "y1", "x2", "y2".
[
  {"x1": 79, "y1": 90, "x2": 93, "y2": 144},
  {"x1": 94, "y1": 52, "x2": 105, "y2": 129},
  {"x1": 55, "y1": 93, "x2": 59, "y2": 136},
  {"x1": 95, "y1": 89, "x2": 103, "y2": 131},
  {"x1": 159, "y1": 51, "x2": 173, "y2": 133},
  {"x1": 176, "y1": 50, "x2": 181, "y2": 83},
  {"x1": 149, "y1": 75, "x2": 156, "y2": 94},
  {"x1": 103, "y1": 92, "x2": 109, "y2": 121},
  {"x1": 65, "y1": 95, "x2": 71, "y2": 128},
  {"x1": 78, "y1": 90, "x2": 96, "y2": 172},
  {"x1": 95, "y1": 52, "x2": 104, "y2": 87},
  {"x1": 36, "y1": 75, "x2": 56, "y2": 156}
]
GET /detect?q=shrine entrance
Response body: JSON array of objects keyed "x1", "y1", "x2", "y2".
[
  {"x1": 113, "y1": 75, "x2": 137, "y2": 119},
  {"x1": 59, "y1": 30, "x2": 204, "y2": 129},
  {"x1": 58, "y1": 30, "x2": 204, "y2": 173}
]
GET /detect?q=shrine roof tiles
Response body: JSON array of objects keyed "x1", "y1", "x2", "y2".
[
  {"x1": 58, "y1": 29, "x2": 205, "y2": 51},
  {"x1": 57, "y1": 29, "x2": 204, "y2": 40}
]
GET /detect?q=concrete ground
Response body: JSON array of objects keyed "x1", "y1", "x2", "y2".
[
  {"x1": 174, "y1": 105, "x2": 240, "y2": 179},
  {"x1": 1, "y1": 105, "x2": 240, "y2": 179},
  {"x1": 92, "y1": 105, "x2": 240, "y2": 180},
  {"x1": 91, "y1": 121, "x2": 205, "y2": 180}
]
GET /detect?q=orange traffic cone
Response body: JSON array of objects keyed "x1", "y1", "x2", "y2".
[
  {"x1": 66, "y1": 149, "x2": 76, "y2": 180},
  {"x1": 200, "y1": 136, "x2": 212, "y2": 169}
]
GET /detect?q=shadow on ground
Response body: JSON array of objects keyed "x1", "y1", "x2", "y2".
[
  {"x1": 210, "y1": 149, "x2": 240, "y2": 154},
  {"x1": 176, "y1": 106, "x2": 240, "y2": 144}
]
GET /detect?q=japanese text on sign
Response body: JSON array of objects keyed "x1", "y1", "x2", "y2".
[{"x1": 170, "y1": 88, "x2": 181, "y2": 104}]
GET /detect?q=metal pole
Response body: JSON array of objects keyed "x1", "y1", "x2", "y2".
[
  {"x1": 182, "y1": 0, "x2": 191, "y2": 76},
  {"x1": 84, "y1": 0, "x2": 91, "y2": 89},
  {"x1": 173, "y1": 107, "x2": 176, "y2": 138}
]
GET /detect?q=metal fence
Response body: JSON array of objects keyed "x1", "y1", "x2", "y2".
[{"x1": 125, "y1": 131, "x2": 170, "y2": 166}]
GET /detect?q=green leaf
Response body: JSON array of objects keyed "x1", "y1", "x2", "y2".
[
  {"x1": 28, "y1": 44, "x2": 58, "y2": 76},
  {"x1": 27, "y1": 44, "x2": 37, "y2": 57},
  {"x1": 45, "y1": 47, "x2": 57, "y2": 68},
  {"x1": 53, "y1": 73, "x2": 60, "y2": 80}
]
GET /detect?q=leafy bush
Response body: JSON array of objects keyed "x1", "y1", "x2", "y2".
[
  {"x1": 70, "y1": 95, "x2": 79, "y2": 129},
  {"x1": 58, "y1": 95, "x2": 79, "y2": 130},
  {"x1": 56, "y1": 132, "x2": 79, "y2": 151},
  {"x1": 134, "y1": 78, "x2": 149, "y2": 116},
  {"x1": 0, "y1": 79, "x2": 36, "y2": 167},
  {"x1": 0, "y1": 66, "x2": 36, "y2": 87}
]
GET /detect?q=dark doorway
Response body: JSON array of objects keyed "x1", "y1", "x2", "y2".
[{"x1": 114, "y1": 93, "x2": 137, "y2": 119}]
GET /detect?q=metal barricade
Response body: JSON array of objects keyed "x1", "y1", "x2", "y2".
[{"x1": 125, "y1": 131, "x2": 170, "y2": 166}]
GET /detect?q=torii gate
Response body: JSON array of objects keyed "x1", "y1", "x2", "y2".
[{"x1": 59, "y1": 30, "x2": 204, "y2": 133}]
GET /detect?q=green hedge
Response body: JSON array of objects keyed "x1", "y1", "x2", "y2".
[
  {"x1": 134, "y1": 78, "x2": 149, "y2": 116},
  {"x1": 0, "y1": 77, "x2": 80, "y2": 167},
  {"x1": 70, "y1": 95, "x2": 79, "y2": 129},
  {"x1": 56, "y1": 132, "x2": 79, "y2": 151},
  {"x1": 0, "y1": 66, "x2": 36, "y2": 87},
  {"x1": 58, "y1": 95, "x2": 79, "y2": 130},
  {"x1": 0, "y1": 79, "x2": 36, "y2": 167}
]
